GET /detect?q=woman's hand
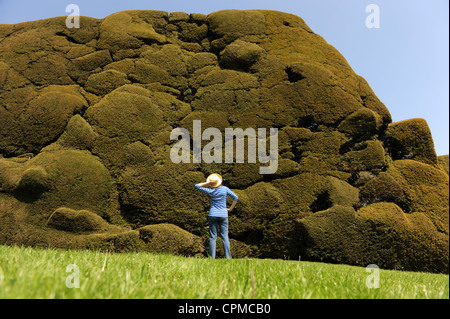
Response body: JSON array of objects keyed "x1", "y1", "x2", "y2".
[{"x1": 227, "y1": 200, "x2": 238, "y2": 212}]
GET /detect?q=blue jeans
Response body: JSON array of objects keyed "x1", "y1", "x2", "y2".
[{"x1": 208, "y1": 216, "x2": 231, "y2": 259}]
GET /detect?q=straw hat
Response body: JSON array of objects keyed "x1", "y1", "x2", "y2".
[{"x1": 206, "y1": 173, "x2": 222, "y2": 188}]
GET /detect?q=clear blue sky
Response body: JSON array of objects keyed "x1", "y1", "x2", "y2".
[{"x1": 0, "y1": 0, "x2": 448, "y2": 155}]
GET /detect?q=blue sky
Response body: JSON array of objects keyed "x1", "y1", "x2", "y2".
[{"x1": 0, "y1": 0, "x2": 448, "y2": 155}]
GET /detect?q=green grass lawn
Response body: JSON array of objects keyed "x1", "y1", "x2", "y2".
[{"x1": 0, "y1": 245, "x2": 448, "y2": 299}]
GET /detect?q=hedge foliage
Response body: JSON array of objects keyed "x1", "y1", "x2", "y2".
[{"x1": 0, "y1": 10, "x2": 447, "y2": 272}]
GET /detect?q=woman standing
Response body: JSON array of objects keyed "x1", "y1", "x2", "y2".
[{"x1": 195, "y1": 174, "x2": 238, "y2": 259}]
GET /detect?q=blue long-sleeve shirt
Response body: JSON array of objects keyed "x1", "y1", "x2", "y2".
[{"x1": 195, "y1": 184, "x2": 239, "y2": 217}]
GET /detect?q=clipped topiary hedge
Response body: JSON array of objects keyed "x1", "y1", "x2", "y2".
[
  {"x1": 0, "y1": 10, "x2": 447, "y2": 272},
  {"x1": 139, "y1": 223, "x2": 204, "y2": 256},
  {"x1": 358, "y1": 203, "x2": 448, "y2": 273},
  {"x1": 297, "y1": 203, "x2": 448, "y2": 273},
  {"x1": 385, "y1": 119, "x2": 438, "y2": 165},
  {"x1": 47, "y1": 207, "x2": 110, "y2": 233}
]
